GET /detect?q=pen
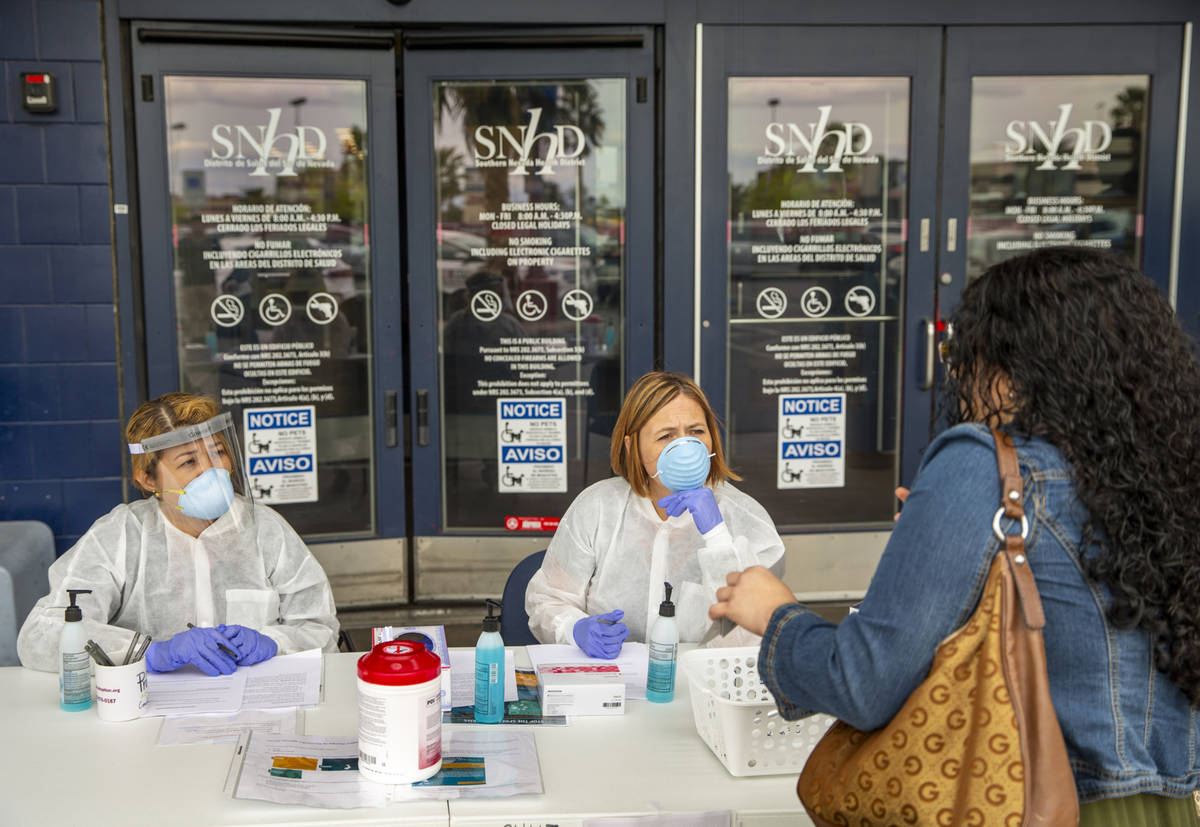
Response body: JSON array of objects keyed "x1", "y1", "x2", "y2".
[
  {"x1": 122, "y1": 633, "x2": 139, "y2": 666},
  {"x1": 131, "y1": 635, "x2": 152, "y2": 663},
  {"x1": 187, "y1": 623, "x2": 239, "y2": 659},
  {"x1": 85, "y1": 640, "x2": 114, "y2": 667}
]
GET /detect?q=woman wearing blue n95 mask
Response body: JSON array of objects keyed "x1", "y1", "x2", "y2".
[
  {"x1": 17, "y1": 393, "x2": 339, "y2": 676},
  {"x1": 525, "y1": 371, "x2": 785, "y2": 657}
]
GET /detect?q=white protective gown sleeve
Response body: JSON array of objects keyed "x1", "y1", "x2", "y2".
[
  {"x1": 17, "y1": 497, "x2": 339, "y2": 672},
  {"x1": 525, "y1": 477, "x2": 785, "y2": 646}
]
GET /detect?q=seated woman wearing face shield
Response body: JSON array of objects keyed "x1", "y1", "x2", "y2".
[
  {"x1": 525, "y1": 371, "x2": 785, "y2": 658},
  {"x1": 17, "y1": 392, "x2": 339, "y2": 676}
]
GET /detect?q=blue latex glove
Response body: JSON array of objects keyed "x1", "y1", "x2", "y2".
[
  {"x1": 218, "y1": 624, "x2": 278, "y2": 666},
  {"x1": 145, "y1": 626, "x2": 238, "y2": 676},
  {"x1": 658, "y1": 487, "x2": 724, "y2": 534},
  {"x1": 572, "y1": 610, "x2": 629, "y2": 659}
]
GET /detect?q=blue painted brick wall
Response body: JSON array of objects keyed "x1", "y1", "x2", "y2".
[{"x1": 0, "y1": 0, "x2": 119, "y2": 557}]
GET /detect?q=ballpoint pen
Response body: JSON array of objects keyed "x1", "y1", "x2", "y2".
[
  {"x1": 131, "y1": 635, "x2": 152, "y2": 663},
  {"x1": 85, "y1": 640, "x2": 114, "y2": 667},
  {"x1": 122, "y1": 633, "x2": 140, "y2": 666},
  {"x1": 187, "y1": 623, "x2": 239, "y2": 659}
]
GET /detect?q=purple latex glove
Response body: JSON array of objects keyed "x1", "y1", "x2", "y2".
[
  {"x1": 218, "y1": 624, "x2": 279, "y2": 666},
  {"x1": 572, "y1": 609, "x2": 629, "y2": 659},
  {"x1": 145, "y1": 626, "x2": 238, "y2": 676},
  {"x1": 658, "y1": 487, "x2": 724, "y2": 534}
]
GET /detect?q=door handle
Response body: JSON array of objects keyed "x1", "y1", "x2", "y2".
[
  {"x1": 920, "y1": 319, "x2": 936, "y2": 390},
  {"x1": 416, "y1": 389, "x2": 429, "y2": 447},
  {"x1": 385, "y1": 391, "x2": 398, "y2": 448}
]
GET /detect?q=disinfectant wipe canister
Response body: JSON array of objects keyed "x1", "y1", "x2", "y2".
[{"x1": 356, "y1": 640, "x2": 443, "y2": 785}]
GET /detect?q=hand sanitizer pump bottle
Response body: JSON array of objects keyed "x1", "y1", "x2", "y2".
[
  {"x1": 60, "y1": 589, "x2": 93, "y2": 711},
  {"x1": 474, "y1": 599, "x2": 505, "y2": 723},
  {"x1": 646, "y1": 582, "x2": 678, "y2": 703}
]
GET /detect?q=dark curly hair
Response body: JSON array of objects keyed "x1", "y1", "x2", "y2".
[{"x1": 941, "y1": 246, "x2": 1200, "y2": 704}]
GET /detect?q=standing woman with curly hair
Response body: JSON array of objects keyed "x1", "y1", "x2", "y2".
[{"x1": 712, "y1": 247, "x2": 1200, "y2": 824}]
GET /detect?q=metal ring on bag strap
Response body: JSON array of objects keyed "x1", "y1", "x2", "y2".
[{"x1": 992, "y1": 507, "x2": 1029, "y2": 541}]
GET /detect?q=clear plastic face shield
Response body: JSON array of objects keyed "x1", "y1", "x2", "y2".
[{"x1": 128, "y1": 412, "x2": 254, "y2": 535}]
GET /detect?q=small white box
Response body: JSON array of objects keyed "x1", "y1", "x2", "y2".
[{"x1": 537, "y1": 663, "x2": 626, "y2": 716}]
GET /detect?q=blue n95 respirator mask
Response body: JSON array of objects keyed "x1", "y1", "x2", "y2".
[
  {"x1": 161, "y1": 467, "x2": 236, "y2": 520},
  {"x1": 129, "y1": 410, "x2": 254, "y2": 531},
  {"x1": 651, "y1": 436, "x2": 715, "y2": 492}
]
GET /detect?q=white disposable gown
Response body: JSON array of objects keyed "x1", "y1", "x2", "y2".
[
  {"x1": 17, "y1": 496, "x2": 339, "y2": 672},
  {"x1": 525, "y1": 477, "x2": 785, "y2": 646}
]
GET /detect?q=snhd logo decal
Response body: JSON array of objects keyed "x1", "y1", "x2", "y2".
[
  {"x1": 763, "y1": 105, "x2": 874, "y2": 173},
  {"x1": 1005, "y1": 104, "x2": 1112, "y2": 171},
  {"x1": 210, "y1": 108, "x2": 330, "y2": 177},
  {"x1": 472, "y1": 107, "x2": 586, "y2": 177}
]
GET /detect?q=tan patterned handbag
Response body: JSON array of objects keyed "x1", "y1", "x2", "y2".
[{"x1": 796, "y1": 429, "x2": 1079, "y2": 827}]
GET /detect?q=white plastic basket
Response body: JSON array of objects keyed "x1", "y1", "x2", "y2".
[{"x1": 681, "y1": 646, "x2": 836, "y2": 777}]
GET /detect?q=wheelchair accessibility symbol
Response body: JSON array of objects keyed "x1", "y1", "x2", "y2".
[
  {"x1": 756, "y1": 287, "x2": 787, "y2": 319},
  {"x1": 210, "y1": 295, "x2": 244, "y2": 328},
  {"x1": 800, "y1": 286, "x2": 832, "y2": 318},
  {"x1": 259, "y1": 293, "x2": 292, "y2": 326},
  {"x1": 516, "y1": 290, "x2": 548, "y2": 321}
]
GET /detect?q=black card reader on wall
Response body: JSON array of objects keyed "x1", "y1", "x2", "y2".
[{"x1": 20, "y1": 72, "x2": 57, "y2": 113}]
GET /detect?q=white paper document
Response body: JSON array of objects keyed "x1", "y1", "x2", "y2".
[
  {"x1": 240, "y1": 648, "x2": 322, "y2": 709},
  {"x1": 584, "y1": 813, "x2": 731, "y2": 827},
  {"x1": 526, "y1": 642, "x2": 650, "y2": 701},
  {"x1": 142, "y1": 670, "x2": 245, "y2": 717},
  {"x1": 143, "y1": 649, "x2": 323, "y2": 717},
  {"x1": 157, "y1": 708, "x2": 299, "y2": 745},
  {"x1": 448, "y1": 648, "x2": 519, "y2": 707},
  {"x1": 229, "y1": 730, "x2": 542, "y2": 809}
]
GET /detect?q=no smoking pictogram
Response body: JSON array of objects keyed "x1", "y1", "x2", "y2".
[{"x1": 210, "y1": 295, "x2": 244, "y2": 328}]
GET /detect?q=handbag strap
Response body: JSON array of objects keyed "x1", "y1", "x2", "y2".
[{"x1": 991, "y1": 427, "x2": 1046, "y2": 630}]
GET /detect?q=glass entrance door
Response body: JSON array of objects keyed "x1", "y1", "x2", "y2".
[
  {"x1": 939, "y1": 25, "x2": 1182, "y2": 316},
  {"x1": 699, "y1": 26, "x2": 943, "y2": 601},
  {"x1": 403, "y1": 30, "x2": 657, "y2": 600},
  {"x1": 129, "y1": 26, "x2": 406, "y2": 605},
  {"x1": 700, "y1": 24, "x2": 1184, "y2": 603}
]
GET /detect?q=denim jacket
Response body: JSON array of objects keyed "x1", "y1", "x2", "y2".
[{"x1": 760, "y1": 423, "x2": 1200, "y2": 802}]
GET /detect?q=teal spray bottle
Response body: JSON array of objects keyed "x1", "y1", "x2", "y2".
[
  {"x1": 474, "y1": 599, "x2": 505, "y2": 723},
  {"x1": 59, "y1": 589, "x2": 93, "y2": 711}
]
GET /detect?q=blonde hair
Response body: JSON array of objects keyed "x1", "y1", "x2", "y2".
[
  {"x1": 126, "y1": 393, "x2": 222, "y2": 494},
  {"x1": 609, "y1": 371, "x2": 740, "y2": 497}
]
